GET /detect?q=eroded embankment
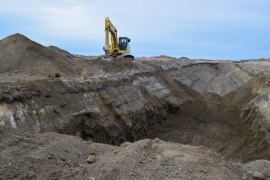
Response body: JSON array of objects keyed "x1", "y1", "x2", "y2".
[
  {"x1": 0, "y1": 70, "x2": 187, "y2": 145},
  {"x1": 1, "y1": 61, "x2": 270, "y2": 163},
  {"x1": 158, "y1": 74, "x2": 270, "y2": 163}
]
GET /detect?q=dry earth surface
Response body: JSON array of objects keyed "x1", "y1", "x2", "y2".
[{"x1": 1, "y1": 34, "x2": 270, "y2": 179}]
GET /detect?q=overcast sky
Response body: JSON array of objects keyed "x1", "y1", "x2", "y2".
[{"x1": 0, "y1": 0, "x2": 269, "y2": 60}]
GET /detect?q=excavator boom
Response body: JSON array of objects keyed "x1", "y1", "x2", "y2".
[{"x1": 104, "y1": 17, "x2": 119, "y2": 55}]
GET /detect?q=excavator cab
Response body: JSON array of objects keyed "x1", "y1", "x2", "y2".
[{"x1": 119, "y1": 37, "x2": 130, "y2": 51}]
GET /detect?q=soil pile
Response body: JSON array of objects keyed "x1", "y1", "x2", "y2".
[
  {"x1": 0, "y1": 125, "x2": 252, "y2": 180},
  {"x1": 0, "y1": 34, "x2": 77, "y2": 76},
  {"x1": 112, "y1": 56, "x2": 135, "y2": 68}
]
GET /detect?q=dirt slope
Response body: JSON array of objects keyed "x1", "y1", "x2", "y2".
[
  {"x1": 0, "y1": 34, "x2": 77, "y2": 76},
  {"x1": 167, "y1": 62, "x2": 251, "y2": 95}
]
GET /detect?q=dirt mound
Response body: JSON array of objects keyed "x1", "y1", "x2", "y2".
[
  {"x1": 112, "y1": 57, "x2": 136, "y2": 68},
  {"x1": 47, "y1": 46, "x2": 74, "y2": 58},
  {"x1": 0, "y1": 34, "x2": 77, "y2": 76},
  {"x1": 0, "y1": 125, "x2": 251, "y2": 180}
]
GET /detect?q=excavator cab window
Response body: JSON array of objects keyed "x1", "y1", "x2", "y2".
[{"x1": 119, "y1": 37, "x2": 128, "y2": 50}]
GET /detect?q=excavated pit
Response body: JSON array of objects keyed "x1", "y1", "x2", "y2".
[
  {"x1": 1, "y1": 34, "x2": 270, "y2": 178},
  {"x1": 155, "y1": 82, "x2": 270, "y2": 163},
  {"x1": 72, "y1": 72, "x2": 270, "y2": 163},
  {"x1": 72, "y1": 66, "x2": 270, "y2": 163},
  {"x1": 1, "y1": 61, "x2": 270, "y2": 164}
]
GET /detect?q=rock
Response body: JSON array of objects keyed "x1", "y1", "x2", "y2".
[
  {"x1": 47, "y1": 154, "x2": 53, "y2": 159},
  {"x1": 88, "y1": 177, "x2": 95, "y2": 180},
  {"x1": 252, "y1": 171, "x2": 265, "y2": 180},
  {"x1": 87, "y1": 155, "x2": 96, "y2": 164}
]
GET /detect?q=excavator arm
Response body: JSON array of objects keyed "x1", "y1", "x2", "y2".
[{"x1": 104, "y1": 17, "x2": 120, "y2": 56}]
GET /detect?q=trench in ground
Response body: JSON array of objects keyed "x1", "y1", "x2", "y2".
[
  {"x1": 153, "y1": 78, "x2": 270, "y2": 163},
  {"x1": 154, "y1": 98, "x2": 251, "y2": 162},
  {"x1": 77, "y1": 76, "x2": 270, "y2": 163}
]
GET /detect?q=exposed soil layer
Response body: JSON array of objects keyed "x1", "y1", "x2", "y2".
[
  {"x1": 1, "y1": 34, "x2": 270, "y2": 179},
  {"x1": 157, "y1": 75, "x2": 270, "y2": 163}
]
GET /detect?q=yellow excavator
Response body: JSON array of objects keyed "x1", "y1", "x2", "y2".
[{"x1": 103, "y1": 17, "x2": 134, "y2": 60}]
